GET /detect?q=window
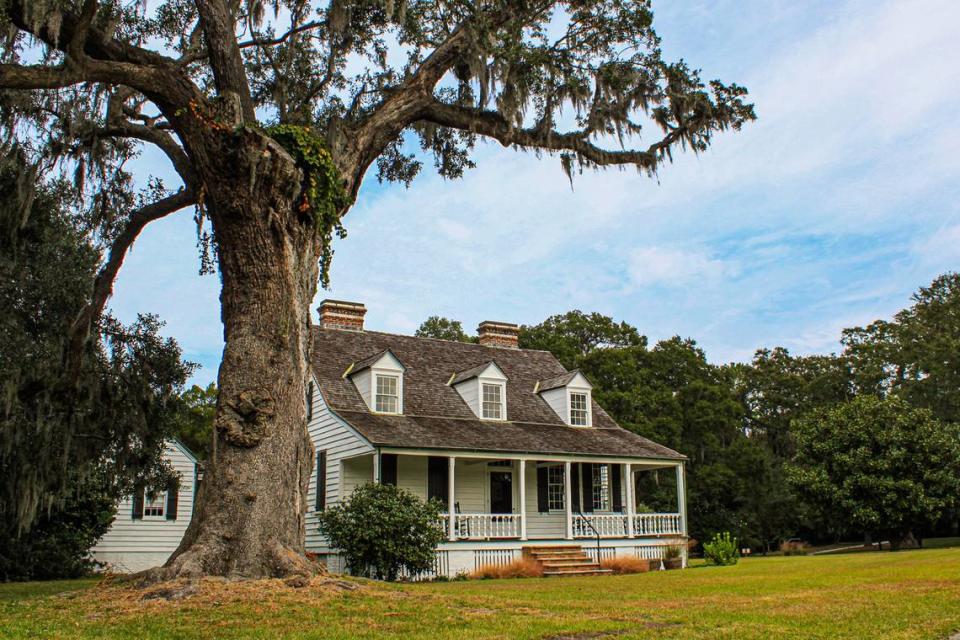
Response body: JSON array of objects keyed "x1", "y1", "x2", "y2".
[
  {"x1": 144, "y1": 492, "x2": 165, "y2": 518},
  {"x1": 375, "y1": 374, "x2": 399, "y2": 413},
  {"x1": 306, "y1": 381, "x2": 314, "y2": 421},
  {"x1": 481, "y1": 383, "x2": 504, "y2": 420},
  {"x1": 592, "y1": 464, "x2": 610, "y2": 511},
  {"x1": 548, "y1": 465, "x2": 565, "y2": 510},
  {"x1": 570, "y1": 392, "x2": 589, "y2": 426}
]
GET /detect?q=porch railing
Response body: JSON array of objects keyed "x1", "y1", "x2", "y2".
[
  {"x1": 573, "y1": 514, "x2": 628, "y2": 538},
  {"x1": 573, "y1": 513, "x2": 683, "y2": 538},
  {"x1": 633, "y1": 513, "x2": 682, "y2": 536},
  {"x1": 449, "y1": 513, "x2": 522, "y2": 540}
]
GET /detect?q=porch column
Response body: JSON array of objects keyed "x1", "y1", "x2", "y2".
[
  {"x1": 676, "y1": 463, "x2": 687, "y2": 536},
  {"x1": 518, "y1": 459, "x2": 527, "y2": 540},
  {"x1": 564, "y1": 461, "x2": 573, "y2": 540},
  {"x1": 372, "y1": 451, "x2": 380, "y2": 483},
  {"x1": 448, "y1": 456, "x2": 457, "y2": 542},
  {"x1": 625, "y1": 463, "x2": 635, "y2": 538}
]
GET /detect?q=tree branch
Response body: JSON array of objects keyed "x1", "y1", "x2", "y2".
[
  {"x1": 419, "y1": 100, "x2": 686, "y2": 171},
  {"x1": 194, "y1": 0, "x2": 256, "y2": 122},
  {"x1": 65, "y1": 189, "x2": 197, "y2": 377},
  {"x1": 92, "y1": 122, "x2": 196, "y2": 187}
]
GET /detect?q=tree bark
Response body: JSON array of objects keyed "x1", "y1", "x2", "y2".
[{"x1": 157, "y1": 128, "x2": 321, "y2": 579}]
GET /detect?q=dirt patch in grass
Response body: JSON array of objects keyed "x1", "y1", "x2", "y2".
[{"x1": 73, "y1": 574, "x2": 362, "y2": 619}]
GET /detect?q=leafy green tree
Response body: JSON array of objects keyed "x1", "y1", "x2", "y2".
[
  {"x1": 0, "y1": 153, "x2": 192, "y2": 540},
  {"x1": 317, "y1": 483, "x2": 445, "y2": 581},
  {"x1": 844, "y1": 273, "x2": 960, "y2": 423},
  {"x1": 520, "y1": 310, "x2": 646, "y2": 369},
  {"x1": 788, "y1": 395, "x2": 960, "y2": 548},
  {"x1": 0, "y1": 480, "x2": 115, "y2": 581},
  {"x1": 173, "y1": 383, "x2": 218, "y2": 460},
  {"x1": 415, "y1": 316, "x2": 474, "y2": 343},
  {"x1": 0, "y1": 0, "x2": 752, "y2": 578}
]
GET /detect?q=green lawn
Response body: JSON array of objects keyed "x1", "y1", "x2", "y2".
[{"x1": 3, "y1": 550, "x2": 960, "y2": 639}]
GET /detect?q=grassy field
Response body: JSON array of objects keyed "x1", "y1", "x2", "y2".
[{"x1": 2, "y1": 549, "x2": 960, "y2": 639}]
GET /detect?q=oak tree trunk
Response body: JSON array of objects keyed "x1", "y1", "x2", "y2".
[{"x1": 158, "y1": 129, "x2": 323, "y2": 579}]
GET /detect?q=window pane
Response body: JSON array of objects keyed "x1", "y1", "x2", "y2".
[
  {"x1": 375, "y1": 375, "x2": 399, "y2": 413},
  {"x1": 144, "y1": 492, "x2": 165, "y2": 517},
  {"x1": 482, "y1": 383, "x2": 502, "y2": 419},
  {"x1": 570, "y1": 392, "x2": 589, "y2": 426},
  {"x1": 592, "y1": 464, "x2": 609, "y2": 511},
  {"x1": 548, "y1": 465, "x2": 565, "y2": 510}
]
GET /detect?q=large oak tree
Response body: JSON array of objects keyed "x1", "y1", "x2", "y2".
[{"x1": 0, "y1": 0, "x2": 754, "y2": 579}]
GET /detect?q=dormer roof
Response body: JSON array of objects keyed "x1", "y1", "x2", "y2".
[
  {"x1": 536, "y1": 370, "x2": 592, "y2": 393},
  {"x1": 343, "y1": 348, "x2": 405, "y2": 378},
  {"x1": 448, "y1": 361, "x2": 507, "y2": 386}
]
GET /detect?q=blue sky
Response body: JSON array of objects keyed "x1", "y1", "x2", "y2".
[{"x1": 111, "y1": 0, "x2": 960, "y2": 385}]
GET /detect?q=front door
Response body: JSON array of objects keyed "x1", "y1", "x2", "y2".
[{"x1": 490, "y1": 471, "x2": 513, "y2": 514}]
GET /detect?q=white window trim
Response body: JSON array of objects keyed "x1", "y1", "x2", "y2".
[
  {"x1": 592, "y1": 464, "x2": 610, "y2": 511},
  {"x1": 479, "y1": 379, "x2": 507, "y2": 421},
  {"x1": 372, "y1": 370, "x2": 403, "y2": 414},
  {"x1": 143, "y1": 490, "x2": 167, "y2": 519},
  {"x1": 567, "y1": 389, "x2": 592, "y2": 427}
]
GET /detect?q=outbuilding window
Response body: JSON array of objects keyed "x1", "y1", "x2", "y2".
[{"x1": 143, "y1": 492, "x2": 166, "y2": 518}]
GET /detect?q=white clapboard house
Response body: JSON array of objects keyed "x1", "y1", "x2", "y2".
[
  {"x1": 307, "y1": 300, "x2": 688, "y2": 577},
  {"x1": 92, "y1": 439, "x2": 198, "y2": 573}
]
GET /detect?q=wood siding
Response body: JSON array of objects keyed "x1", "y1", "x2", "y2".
[
  {"x1": 306, "y1": 379, "x2": 374, "y2": 551},
  {"x1": 92, "y1": 441, "x2": 197, "y2": 572}
]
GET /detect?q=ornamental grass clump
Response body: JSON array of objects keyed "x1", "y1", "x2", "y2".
[
  {"x1": 704, "y1": 532, "x2": 739, "y2": 566},
  {"x1": 317, "y1": 483, "x2": 445, "y2": 581},
  {"x1": 470, "y1": 558, "x2": 544, "y2": 580},
  {"x1": 600, "y1": 555, "x2": 650, "y2": 575}
]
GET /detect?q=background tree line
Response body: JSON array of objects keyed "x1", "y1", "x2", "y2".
[{"x1": 416, "y1": 274, "x2": 960, "y2": 551}]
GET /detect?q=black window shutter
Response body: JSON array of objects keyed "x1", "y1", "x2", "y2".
[
  {"x1": 381, "y1": 453, "x2": 398, "y2": 486},
  {"x1": 427, "y1": 456, "x2": 448, "y2": 503},
  {"x1": 581, "y1": 463, "x2": 594, "y2": 512},
  {"x1": 571, "y1": 463, "x2": 582, "y2": 512},
  {"x1": 132, "y1": 486, "x2": 144, "y2": 520},
  {"x1": 536, "y1": 464, "x2": 549, "y2": 513},
  {"x1": 612, "y1": 464, "x2": 623, "y2": 512},
  {"x1": 306, "y1": 382, "x2": 314, "y2": 422},
  {"x1": 166, "y1": 484, "x2": 179, "y2": 520},
  {"x1": 316, "y1": 450, "x2": 327, "y2": 511}
]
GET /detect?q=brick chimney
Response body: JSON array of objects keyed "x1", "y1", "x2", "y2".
[
  {"x1": 477, "y1": 321, "x2": 520, "y2": 349},
  {"x1": 318, "y1": 299, "x2": 366, "y2": 331}
]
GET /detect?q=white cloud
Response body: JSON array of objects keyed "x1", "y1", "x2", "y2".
[{"x1": 627, "y1": 246, "x2": 735, "y2": 288}]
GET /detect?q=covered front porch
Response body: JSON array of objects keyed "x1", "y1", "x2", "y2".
[{"x1": 339, "y1": 449, "x2": 687, "y2": 542}]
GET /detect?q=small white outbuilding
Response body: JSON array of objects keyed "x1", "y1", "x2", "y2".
[{"x1": 92, "y1": 439, "x2": 198, "y2": 573}]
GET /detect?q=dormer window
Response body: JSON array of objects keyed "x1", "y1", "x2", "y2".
[
  {"x1": 345, "y1": 349, "x2": 405, "y2": 415},
  {"x1": 375, "y1": 374, "x2": 400, "y2": 414},
  {"x1": 537, "y1": 370, "x2": 594, "y2": 427},
  {"x1": 570, "y1": 391, "x2": 589, "y2": 426},
  {"x1": 481, "y1": 383, "x2": 505, "y2": 420},
  {"x1": 449, "y1": 361, "x2": 508, "y2": 421}
]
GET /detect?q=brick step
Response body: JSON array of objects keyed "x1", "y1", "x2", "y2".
[
  {"x1": 535, "y1": 555, "x2": 593, "y2": 563},
  {"x1": 540, "y1": 561, "x2": 601, "y2": 569},
  {"x1": 523, "y1": 545, "x2": 584, "y2": 552},
  {"x1": 543, "y1": 569, "x2": 613, "y2": 577}
]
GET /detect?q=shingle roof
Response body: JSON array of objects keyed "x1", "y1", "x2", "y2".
[
  {"x1": 536, "y1": 370, "x2": 581, "y2": 392},
  {"x1": 448, "y1": 361, "x2": 504, "y2": 386},
  {"x1": 311, "y1": 328, "x2": 683, "y2": 460}
]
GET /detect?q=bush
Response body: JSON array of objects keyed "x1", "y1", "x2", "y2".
[
  {"x1": 600, "y1": 555, "x2": 650, "y2": 575},
  {"x1": 470, "y1": 558, "x2": 543, "y2": 579},
  {"x1": 0, "y1": 486, "x2": 115, "y2": 581},
  {"x1": 703, "y1": 532, "x2": 739, "y2": 566},
  {"x1": 316, "y1": 483, "x2": 445, "y2": 581}
]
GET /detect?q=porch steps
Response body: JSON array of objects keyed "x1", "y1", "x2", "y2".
[{"x1": 523, "y1": 545, "x2": 612, "y2": 577}]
